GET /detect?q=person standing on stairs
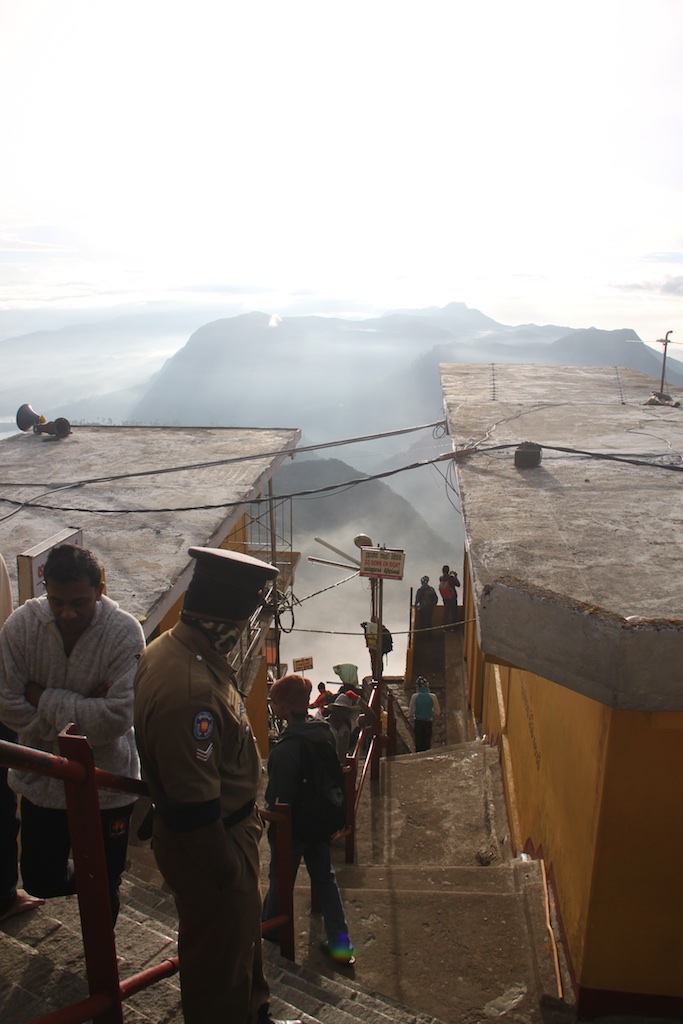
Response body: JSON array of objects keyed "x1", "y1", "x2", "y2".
[
  {"x1": 438, "y1": 565, "x2": 460, "y2": 630},
  {"x1": 408, "y1": 677, "x2": 441, "y2": 752},
  {"x1": 134, "y1": 547, "x2": 301, "y2": 1024},
  {"x1": 262, "y1": 674, "x2": 355, "y2": 966},
  {"x1": 0, "y1": 544, "x2": 144, "y2": 925}
]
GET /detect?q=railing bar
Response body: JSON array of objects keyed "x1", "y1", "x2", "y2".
[
  {"x1": 118, "y1": 958, "x2": 179, "y2": 999},
  {"x1": 25, "y1": 991, "x2": 112, "y2": 1024},
  {"x1": 0, "y1": 739, "x2": 87, "y2": 784},
  {"x1": 8, "y1": 688, "x2": 398, "y2": 1024}
]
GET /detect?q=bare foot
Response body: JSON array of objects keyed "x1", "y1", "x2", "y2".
[{"x1": 0, "y1": 889, "x2": 45, "y2": 922}]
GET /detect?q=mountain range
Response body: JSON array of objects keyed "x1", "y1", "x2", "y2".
[
  {"x1": 2, "y1": 303, "x2": 679, "y2": 440},
  {"x1": 2, "y1": 301, "x2": 679, "y2": 596}
]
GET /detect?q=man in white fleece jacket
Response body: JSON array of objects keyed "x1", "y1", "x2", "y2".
[{"x1": 0, "y1": 544, "x2": 145, "y2": 923}]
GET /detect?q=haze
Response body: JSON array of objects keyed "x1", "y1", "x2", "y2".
[{"x1": 1, "y1": 0, "x2": 682, "y2": 345}]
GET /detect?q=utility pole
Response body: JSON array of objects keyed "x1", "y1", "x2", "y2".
[{"x1": 658, "y1": 330, "x2": 673, "y2": 394}]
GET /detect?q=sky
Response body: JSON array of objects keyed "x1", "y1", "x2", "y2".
[{"x1": 1, "y1": 0, "x2": 683, "y2": 346}]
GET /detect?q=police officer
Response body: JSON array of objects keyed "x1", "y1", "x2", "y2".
[{"x1": 134, "y1": 547, "x2": 301, "y2": 1024}]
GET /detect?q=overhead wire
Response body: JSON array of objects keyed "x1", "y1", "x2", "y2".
[
  {"x1": 2, "y1": 416, "x2": 683, "y2": 519},
  {"x1": 0, "y1": 419, "x2": 447, "y2": 489},
  {"x1": 2, "y1": 438, "x2": 683, "y2": 517}
]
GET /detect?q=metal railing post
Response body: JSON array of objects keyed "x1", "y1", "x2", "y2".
[
  {"x1": 344, "y1": 756, "x2": 357, "y2": 864},
  {"x1": 386, "y1": 693, "x2": 397, "y2": 756},
  {"x1": 57, "y1": 727, "x2": 122, "y2": 1024},
  {"x1": 273, "y1": 801, "x2": 295, "y2": 961},
  {"x1": 370, "y1": 685, "x2": 382, "y2": 780}
]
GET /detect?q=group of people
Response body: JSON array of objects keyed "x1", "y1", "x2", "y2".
[
  {"x1": 0, "y1": 542, "x2": 306, "y2": 1024},
  {"x1": 414, "y1": 564, "x2": 461, "y2": 637},
  {"x1": 0, "y1": 538, "x2": 446, "y2": 1023},
  {"x1": 305, "y1": 669, "x2": 376, "y2": 764}
]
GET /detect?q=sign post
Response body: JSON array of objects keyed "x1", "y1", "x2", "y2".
[{"x1": 357, "y1": 548, "x2": 404, "y2": 683}]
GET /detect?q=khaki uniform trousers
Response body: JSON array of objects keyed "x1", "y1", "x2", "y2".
[{"x1": 153, "y1": 811, "x2": 269, "y2": 1024}]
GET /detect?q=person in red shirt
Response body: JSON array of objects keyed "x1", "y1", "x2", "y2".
[{"x1": 309, "y1": 682, "x2": 334, "y2": 711}]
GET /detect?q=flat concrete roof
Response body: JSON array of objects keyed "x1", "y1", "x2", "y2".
[
  {"x1": 440, "y1": 364, "x2": 683, "y2": 711},
  {"x1": 0, "y1": 425, "x2": 300, "y2": 636}
]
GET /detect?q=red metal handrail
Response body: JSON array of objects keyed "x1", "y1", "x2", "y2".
[
  {"x1": 0, "y1": 687, "x2": 398, "y2": 1023},
  {"x1": 0, "y1": 728, "x2": 296, "y2": 1024}
]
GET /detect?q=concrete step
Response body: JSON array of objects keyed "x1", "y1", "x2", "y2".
[
  {"x1": 0, "y1": 889, "x2": 184, "y2": 1024},
  {"x1": 263, "y1": 944, "x2": 449, "y2": 1024},
  {"x1": 1, "y1": 868, "x2": 460, "y2": 1024},
  {"x1": 354, "y1": 740, "x2": 512, "y2": 870},
  {"x1": 0, "y1": 730, "x2": 561, "y2": 1024}
]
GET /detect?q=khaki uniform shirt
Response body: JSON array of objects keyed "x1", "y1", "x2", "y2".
[{"x1": 133, "y1": 620, "x2": 261, "y2": 822}]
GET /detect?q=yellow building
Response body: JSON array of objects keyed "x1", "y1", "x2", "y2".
[
  {"x1": 0, "y1": 424, "x2": 301, "y2": 753},
  {"x1": 440, "y1": 364, "x2": 683, "y2": 1017}
]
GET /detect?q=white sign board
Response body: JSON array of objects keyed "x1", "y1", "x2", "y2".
[
  {"x1": 17, "y1": 528, "x2": 83, "y2": 604},
  {"x1": 292, "y1": 656, "x2": 314, "y2": 672},
  {"x1": 358, "y1": 547, "x2": 405, "y2": 580}
]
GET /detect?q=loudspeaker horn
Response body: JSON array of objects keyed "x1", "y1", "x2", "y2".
[
  {"x1": 15, "y1": 405, "x2": 72, "y2": 440},
  {"x1": 16, "y1": 404, "x2": 46, "y2": 432}
]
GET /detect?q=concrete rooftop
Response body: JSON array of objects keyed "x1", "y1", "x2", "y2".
[
  {"x1": 440, "y1": 364, "x2": 683, "y2": 711},
  {"x1": 0, "y1": 425, "x2": 300, "y2": 635}
]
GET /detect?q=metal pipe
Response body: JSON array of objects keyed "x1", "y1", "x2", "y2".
[{"x1": 659, "y1": 329, "x2": 673, "y2": 393}]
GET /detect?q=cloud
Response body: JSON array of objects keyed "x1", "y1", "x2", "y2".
[
  {"x1": 645, "y1": 252, "x2": 683, "y2": 265},
  {"x1": 0, "y1": 232, "x2": 72, "y2": 254},
  {"x1": 616, "y1": 276, "x2": 683, "y2": 297},
  {"x1": 661, "y1": 277, "x2": 683, "y2": 296}
]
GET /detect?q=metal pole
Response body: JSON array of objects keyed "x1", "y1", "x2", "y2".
[
  {"x1": 659, "y1": 329, "x2": 673, "y2": 394},
  {"x1": 58, "y1": 727, "x2": 122, "y2": 1024},
  {"x1": 268, "y1": 480, "x2": 282, "y2": 678},
  {"x1": 376, "y1": 577, "x2": 384, "y2": 685}
]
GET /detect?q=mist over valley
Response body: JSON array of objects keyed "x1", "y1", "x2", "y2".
[{"x1": 2, "y1": 300, "x2": 679, "y2": 680}]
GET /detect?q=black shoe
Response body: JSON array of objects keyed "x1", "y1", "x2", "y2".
[{"x1": 319, "y1": 939, "x2": 356, "y2": 965}]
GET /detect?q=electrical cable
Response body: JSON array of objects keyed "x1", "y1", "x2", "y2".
[
  {"x1": 4, "y1": 435, "x2": 681, "y2": 518},
  {"x1": 0, "y1": 452, "x2": 457, "y2": 514},
  {"x1": 0, "y1": 419, "x2": 447, "y2": 489}
]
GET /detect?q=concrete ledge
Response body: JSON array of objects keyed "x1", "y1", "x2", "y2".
[{"x1": 479, "y1": 577, "x2": 683, "y2": 710}]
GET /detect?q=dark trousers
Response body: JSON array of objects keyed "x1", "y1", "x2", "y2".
[
  {"x1": 414, "y1": 719, "x2": 433, "y2": 752},
  {"x1": 152, "y1": 813, "x2": 269, "y2": 1024},
  {"x1": 416, "y1": 608, "x2": 433, "y2": 637},
  {"x1": 442, "y1": 598, "x2": 458, "y2": 628},
  {"x1": 20, "y1": 797, "x2": 134, "y2": 923},
  {"x1": 262, "y1": 830, "x2": 351, "y2": 951},
  {"x1": 0, "y1": 724, "x2": 19, "y2": 916}
]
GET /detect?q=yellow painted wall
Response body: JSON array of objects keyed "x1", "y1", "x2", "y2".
[
  {"x1": 498, "y1": 665, "x2": 609, "y2": 980},
  {"x1": 462, "y1": 550, "x2": 683, "y2": 1005},
  {"x1": 245, "y1": 658, "x2": 270, "y2": 757},
  {"x1": 155, "y1": 591, "x2": 184, "y2": 636},
  {"x1": 583, "y1": 710, "x2": 683, "y2": 995},
  {"x1": 474, "y1": 641, "x2": 683, "y2": 1002},
  {"x1": 462, "y1": 552, "x2": 485, "y2": 718}
]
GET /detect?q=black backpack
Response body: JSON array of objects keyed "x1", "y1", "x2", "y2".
[{"x1": 278, "y1": 731, "x2": 347, "y2": 844}]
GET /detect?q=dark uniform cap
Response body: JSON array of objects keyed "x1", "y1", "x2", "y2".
[{"x1": 183, "y1": 546, "x2": 279, "y2": 622}]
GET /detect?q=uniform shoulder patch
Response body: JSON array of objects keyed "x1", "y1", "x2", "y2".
[{"x1": 193, "y1": 710, "x2": 215, "y2": 740}]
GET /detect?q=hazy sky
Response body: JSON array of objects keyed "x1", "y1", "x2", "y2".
[{"x1": 1, "y1": 0, "x2": 682, "y2": 343}]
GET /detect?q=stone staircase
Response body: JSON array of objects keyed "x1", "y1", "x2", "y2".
[
  {"x1": 0, "y1": 737, "x2": 571, "y2": 1024},
  {"x1": 1, "y1": 624, "x2": 579, "y2": 1024}
]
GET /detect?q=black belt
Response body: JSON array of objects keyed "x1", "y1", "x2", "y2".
[{"x1": 222, "y1": 800, "x2": 255, "y2": 829}]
